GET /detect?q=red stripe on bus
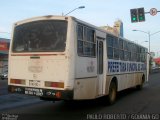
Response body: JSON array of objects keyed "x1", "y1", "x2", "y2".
[{"x1": 11, "y1": 54, "x2": 65, "y2": 56}]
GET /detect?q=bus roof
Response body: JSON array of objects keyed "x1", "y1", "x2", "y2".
[{"x1": 14, "y1": 15, "x2": 71, "y2": 26}]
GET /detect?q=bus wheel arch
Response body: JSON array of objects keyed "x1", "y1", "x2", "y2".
[
  {"x1": 107, "y1": 77, "x2": 118, "y2": 105},
  {"x1": 136, "y1": 74, "x2": 145, "y2": 90}
]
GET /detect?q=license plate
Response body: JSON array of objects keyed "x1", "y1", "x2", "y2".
[
  {"x1": 25, "y1": 88, "x2": 43, "y2": 96},
  {"x1": 29, "y1": 80, "x2": 41, "y2": 87}
]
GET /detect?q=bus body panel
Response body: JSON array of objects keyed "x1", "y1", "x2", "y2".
[
  {"x1": 9, "y1": 55, "x2": 68, "y2": 89},
  {"x1": 75, "y1": 57, "x2": 97, "y2": 79},
  {"x1": 74, "y1": 77, "x2": 97, "y2": 100},
  {"x1": 74, "y1": 58, "x2": 98, "y2": 99},
  {"x1": 117, "y1": 72, "x2": 144, "y2": 91},
  {"x1": 105, "y1": 72, "x2": 145, "y2": 95}
]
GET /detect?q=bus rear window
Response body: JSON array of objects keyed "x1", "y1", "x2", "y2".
[{"x1": 12, "y1": 20, "x2": 67, "y2": 52}]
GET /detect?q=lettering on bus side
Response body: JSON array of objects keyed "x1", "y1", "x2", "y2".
[
  {"x1": 108, "y1": 60, "x2": 146, "y2": 74},
  {"x1": 87, "y1": 61, "x2": 95, "y2": 73}
]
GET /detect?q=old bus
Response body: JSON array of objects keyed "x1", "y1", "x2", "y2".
[{"x1": 8, "y1": 16, "x2": 148, "y2": 104}]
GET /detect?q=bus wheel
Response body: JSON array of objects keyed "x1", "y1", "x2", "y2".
[{"x1": 107, "y1": 81, "x2": 117, "y2": 105}]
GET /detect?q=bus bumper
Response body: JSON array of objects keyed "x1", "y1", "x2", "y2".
[{"x1": 8, "y1": 85, "x2": 73, "y2": 100}]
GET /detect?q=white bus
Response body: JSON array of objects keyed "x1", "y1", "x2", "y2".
[{"x1": 8, "y1": 15, "x2": 148, "y2": 104}]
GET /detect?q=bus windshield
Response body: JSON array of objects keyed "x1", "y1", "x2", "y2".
[{"x1": 12, "y1": 20, "x2": 67, "y2": 52}]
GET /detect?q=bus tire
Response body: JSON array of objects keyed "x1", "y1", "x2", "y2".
[
  {"x1": 107, "y1": 81, "x2": 117, "y2": 105},
  {"x1": 136, "y1": 75, "x2": 145, "y2": 90}
]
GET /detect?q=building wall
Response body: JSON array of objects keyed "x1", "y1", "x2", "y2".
[
  {"x1": 0, "y1": 38, "x2": 10, "y2": 74},
  {"x1": 0, "y1": 55, "x2": 8, "y2": 73},
  {"x1": 100, "y1": 20, "x2": 124, "y2": 37},
  {"x1": 114, "y1": 20, "x2": 124, "y2": 37}
]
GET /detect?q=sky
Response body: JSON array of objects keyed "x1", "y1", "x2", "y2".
[{"x1": 0, "y1": 0, "x2": 160, "y2": 56}]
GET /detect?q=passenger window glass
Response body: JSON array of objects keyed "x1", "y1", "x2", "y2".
[{"x1": 77, "y1": 24, "x2": 95, "y2": 57}]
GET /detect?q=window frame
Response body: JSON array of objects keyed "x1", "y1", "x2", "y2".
[{"x1": 77, "y1": 23, "x2": 96, "y2": 57}]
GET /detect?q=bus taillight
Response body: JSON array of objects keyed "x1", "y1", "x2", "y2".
[
  {"x1": 45, "y1": 81, "x2": 64, "y2": 88},
  {"x1": 10, "y1": 79, "x2": 26, "y2": 85}
]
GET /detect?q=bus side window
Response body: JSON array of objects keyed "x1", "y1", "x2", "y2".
[
  {"x1": 119, "y1": 50, "x2": 124, "y2": 60},
  {"x1": 77, "y1": 24, "x2": 96, "y2": 57},
  {"x1": 113, "y1": 37, "x2": 119, "y2": 59},
  {"x1": 108, "y1": 47, "x2": 113, "y2": 59},
  {"x1": 77, "y1": 25, "x2": 83, "y2": 55},
  {"x1": 119, "y1": 39, "x2": 124, "y2": 60},
  {"x1": 107, "y1": 35, "x2": 113, "y2": 59}
]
